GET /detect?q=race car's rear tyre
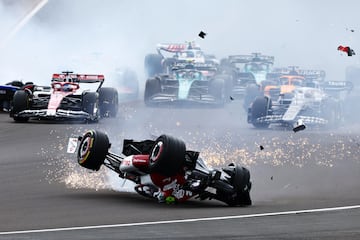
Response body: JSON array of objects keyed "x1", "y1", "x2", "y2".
[
  {"x1": 149, "y1": 134, "x2": 186, "y2": 176},
  {"x1": 210, "y1": 79, "x2": 225, "y2": 107},
  {"x1": 82, "y1": 92, "x2": 99, "y2": 122},
  {"x1": 12, "y1": 90, "x2": 30, "y2": 122},
  {"x1": 99, "y1": 87, "x2": 119, "y2": 118},
  {"x1": 250, "y1": 96, "x2": 271, "y2": 128},
  {"x1": 77, "y1": 130, "x2": 110, "y2": 171},
  {"x1": 144, "y1": 78, "x2": 161, "y2": 106},
  {"x1": 144, "y1": 54, "x2": 163, "y2": 78},
  {"x1": 233, "y1": 166, "x2": 252, "y2": 206}
]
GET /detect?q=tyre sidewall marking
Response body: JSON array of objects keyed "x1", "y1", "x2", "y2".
[
  {"x1": 79, "y1": 132, "x2": 94, "y2": 164},
  {"x1": 150, "y1": 141, "x2": 163, "y2": 163}
]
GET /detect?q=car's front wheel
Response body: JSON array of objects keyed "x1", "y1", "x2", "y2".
[{"x1": 77, "y1": 130, "x2": 110, "y2": 171}]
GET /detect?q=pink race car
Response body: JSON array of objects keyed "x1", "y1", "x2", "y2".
[{"x1": 10, "y1": 71, "x2": 118, "y2": 122}]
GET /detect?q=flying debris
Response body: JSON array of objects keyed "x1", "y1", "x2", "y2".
[
  {"x1": 293, "y1": 119, "x2": 306, "y2": 133},
  {"x1": 198, "y1": 31, "x2": 207, "y2": 39},
  {"x1": 337, "y1": 45, "x2": 356, "y2": 56}
]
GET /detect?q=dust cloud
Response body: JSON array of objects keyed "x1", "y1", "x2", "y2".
[{"x1": 1, "y1": 0, "x2": 360, "y2": 85}]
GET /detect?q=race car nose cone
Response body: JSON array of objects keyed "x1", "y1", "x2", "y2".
[{"x1": 293, "y1": 119, "x2": 306, "y2": 132}]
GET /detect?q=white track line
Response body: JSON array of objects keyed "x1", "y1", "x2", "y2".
[{"x1": 1, "y1": 205, "x2": 359, "y2": 235}]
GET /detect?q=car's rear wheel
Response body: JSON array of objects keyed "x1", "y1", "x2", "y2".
[
  {"x1": 82, "y1": 92, "x2": 99, "y2": 122},
  {"x1": 232, "y1": 166, "x2": 252, "y2": 206},
  {"x1": 223, "y1": 165, "x2": 252, "y2": 206},
  {"x1": 99, "y1": 87, "x2": 119, "y2": 117},
  {"x1": 149, "y1": 134, "x2": 186, "y2": 176},
  {"x1": 77, "y1": 130, "x2": 110, "y2": 171}
]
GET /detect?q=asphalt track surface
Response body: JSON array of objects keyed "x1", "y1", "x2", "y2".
[{"x1": 0, "y1": 100, "x2": 360, "y2": 239}]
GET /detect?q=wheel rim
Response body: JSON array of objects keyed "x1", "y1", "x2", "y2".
[
  {"x1": 78, "y1": 132, "x2": 94, "y2": 164},
  {"x1": 150, "y1": 141, "x2": 163, "y2": 163}
]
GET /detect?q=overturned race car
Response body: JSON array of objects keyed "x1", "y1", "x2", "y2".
[{"x1": 74, "y1": 130, "x2": 252, "y2": 206}]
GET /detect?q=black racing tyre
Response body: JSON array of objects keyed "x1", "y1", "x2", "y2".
[
  {"x1": 12, "y1": 90, "x2": 30, "y2": 122},
  {"x1": 250, "y1": 96, "x2": 271, "y2": 128},
  {"x1": 82, "y1": 92, "x2": 99, "y2": 122},
  {"x1": 98, "y1": 87, "x2": 119, "y2": 117},
  {"x1": 226, "y1": 166, "x2": 252, "y2": 206},
  {"x1": 149, "y1": 134, "x2": 186, "y2": 177},
  {"x1": 77, "y1": 130, "x2": 110, "y2": 171},
  {"x1": 210, "y1": 78, "x2": 225, "y2": 107},
  {"x1": 144, "y1": 78, "x2": 161, "y2": 105},
  {"x1": 144, "y1": 54, "x2": 163, "y2": 78}
]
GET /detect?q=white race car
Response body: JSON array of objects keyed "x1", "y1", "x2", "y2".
[{"x1": 247, "y1": 80, "x2": 353, "y2": 129}]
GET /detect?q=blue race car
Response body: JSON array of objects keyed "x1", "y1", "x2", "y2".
[{"x1": 0, "y1": 81, "x2": 32, "y2": 111}]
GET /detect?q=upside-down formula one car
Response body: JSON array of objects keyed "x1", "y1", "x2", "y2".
[
  {"x1": 75, "y1": 130, "x2": 252, "y2": 206},
  {"x1": 10, "y1": 71, "x2": 118, "y2": 122}
]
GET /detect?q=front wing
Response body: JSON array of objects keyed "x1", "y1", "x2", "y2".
[
  {"x1": 13, "y1": 109, "x2": 93, "y2": 120},
  {"x1": 253, "y1": 114, "x2": 328, "y2": 126},
  {"x1": 147, "y1": 93, "x2": 219, "y2": 105}
]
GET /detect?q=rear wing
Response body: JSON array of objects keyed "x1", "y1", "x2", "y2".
[
  {"x1": 272, "y1": 66, "x2": 326, "y2": 81},
  {"x1": 228, "y1": 53, "x2": 275, "y2": 64},
  {"x1": 173, "y1": 62, "x2": 217, "y2": 71},
  {"x1": 156, "y1": 41, "x2": 201, "y2": 53},
  {"x1": 52, "y1": 73, "x2": 105, "y2": 83},
  {"x1": 321, "y1": 81, "x2": 353, "y2": 92}
]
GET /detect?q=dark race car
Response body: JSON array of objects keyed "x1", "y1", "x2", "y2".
[
  {"x1": 220, "y1": 53, "x2": 275, "y2": 99},
  {"x1": 10, "y1": 71, "x2": 118, "y2": 122},
  {"x1": 0, "y1": 80, "x2": 33, "y2": 112},
  {"x1": 74, "y1": 130, "x2": 252, "y2": 206},
  {"x1": 144, "y1": 63, "x2": 230, "y2": 107}
]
